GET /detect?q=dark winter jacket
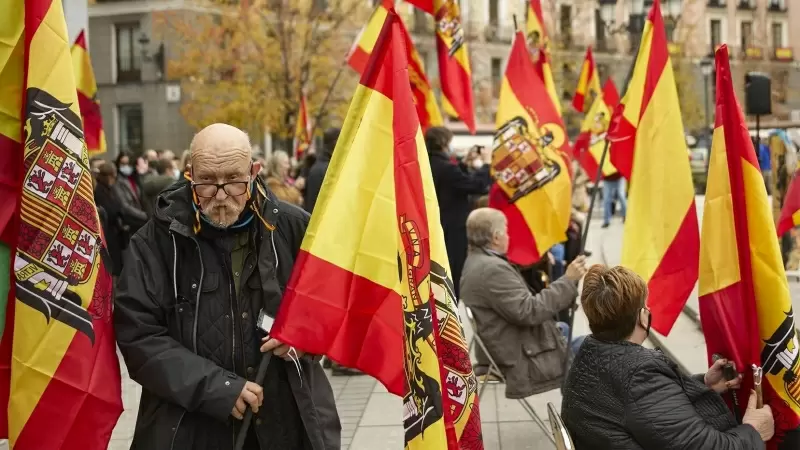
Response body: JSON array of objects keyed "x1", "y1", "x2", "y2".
[
  {"x1": 115, "y1": 179, "x2": 341, "y2": 450},
  {"x1": 93, "y1": 182, "x2": 126, "y2": 275},
  {"x1": 303, "y1": 154, "x2": 330, "y2": 214},
  {"x1": 561, "y1": 336, "x2": 763, "y2": 450},
  {"x1": 428, "y1": 151, "x2": 492, "y2": 297}
]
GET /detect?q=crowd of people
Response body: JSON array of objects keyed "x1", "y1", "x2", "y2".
[{"x1": 97, "y1": 122, "x2": 773, "y2": 450}]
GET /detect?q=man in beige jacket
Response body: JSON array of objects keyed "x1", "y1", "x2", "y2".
[{"x1": 460, "y1": 208, "x2": 588, "y2": 398}]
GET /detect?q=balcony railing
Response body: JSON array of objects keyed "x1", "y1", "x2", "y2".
[
  {"x1": 767, "y1": 1, "x2": 787, "y2": 12},
  {"x1": 743, "y1": 46, "x2": 764, "y2": 60},
  {"x1": 738, "y1": 0, "x2": 755, "y2": 9},
  {"x1": 707, "y1": 0, "x2": 726, "y2": 7},
  {"x1": 774, "y1": 47, "x2": 794, "y2": 61}
]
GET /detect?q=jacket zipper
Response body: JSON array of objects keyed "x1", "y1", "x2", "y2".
[{"x1": 169, "y1": 411, "x2": 186, "y2": 450}]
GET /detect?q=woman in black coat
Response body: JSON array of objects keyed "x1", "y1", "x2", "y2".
[
  {"x1": 426, "y1": 127, "x2": 492, "y2": 299},
  {"x1": 93, "y1": 162, "x2": 127, "y2": 276},
  {"x1": 561, "y1": 265, "x2": 774, "y2": 450}
]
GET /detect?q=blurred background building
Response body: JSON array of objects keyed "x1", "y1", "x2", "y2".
[{"x1": 66, "y1": 0, "x2": 799, "y2": 158}]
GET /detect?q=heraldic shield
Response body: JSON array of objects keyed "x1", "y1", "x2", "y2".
[
  {"x1": 436, "y1": 1, "x2": 465, "y2": 58},
  {"x1": 14, "y1": 88, "x2": 105, "y2": 344},
  {"x1": 492, "y1": 115, "x2": 563, "y2": 204},
  {"x1": 762, "y1": 308, "x2": 800, "y2": 408}
]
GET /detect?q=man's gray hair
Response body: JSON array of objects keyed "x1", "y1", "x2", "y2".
[{"x1": 466, "y1": 208, "x2": 507, "y2": 249}]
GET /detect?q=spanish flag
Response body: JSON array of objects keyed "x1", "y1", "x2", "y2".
[
  {"x1": 488, "y1": 30, "x2": 572, "y2": 266},
  {"x1": 777, "y1": 173, "x2": 800, "y2": 237},
  {"x1": 0, "y1": 0, "x2": 123, "y2": 448},
  {"x1": 527, "y1": 0, "x2": 561, "y2": 114},
  {"x1": 405, "y1": 0, "x2": 476, "y2": 133},
  {"x1": 607, "y1": 0, "x2": 699, "y2": 335},
  {"x1": 347, "y1": 0, "x2": 443, "y2": 131},
  {"x1": 572, "y1": 46, "x2": 602, "y2": 113},
  {"x1": 271, "y1": 7, "x2": 483, "y2": 450},
  {"x1": 574, "y1": 79, "x2": 619, "y2": 182},
  {"x1": 70, "y1": 29, "x2": 106, "y2": 156},
  {"x1": 293, "y1": 93, "x2": 311, "y2": 158},
  {"x1": 700, "y1": 44, "x2": 800, "y2": 448}
]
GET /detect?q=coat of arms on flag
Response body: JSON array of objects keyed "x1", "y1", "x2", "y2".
[{"x1": 15, "y1": 88, "x2": 104, "y2": 343}]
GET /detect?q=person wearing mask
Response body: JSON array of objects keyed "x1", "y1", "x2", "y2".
[
  {"x1": 561, "y1": 264, "x2": 774, "y2": 450},
  {"x1": 427, "y1": 127, "x2": 492, "y2": 299},
  {"x1": 304, "y1": 128, "x2": 339, "y2": 214},
  {"x1": 114, "y1": 152, "x2": 148, "y2": 232},
  {"x1": 460, "y1": 208, "x2": 588, "y2": 398},
  {"x1": 92, "y1": 162, "x2": 126, "y2": 276},
  {"x1": 115, "y1": 123, "x2": 340, "y2": 450},
  {"x1": 264, "y1": 150, "x2": 303, "y2": 206},
  {"x1": 141, "y1": 157, "x2": 178, "y2": 218}
]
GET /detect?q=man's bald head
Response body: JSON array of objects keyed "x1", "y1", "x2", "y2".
[{"x1": 189, "y1": 123, "x2": 261, "y2": 228}]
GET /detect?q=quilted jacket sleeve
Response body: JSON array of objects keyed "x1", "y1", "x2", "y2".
[{"x1": 623, "y1": 358, "x2": 764, "y2": 450}]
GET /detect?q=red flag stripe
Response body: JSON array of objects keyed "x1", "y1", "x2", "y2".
[
  {"x1": 277, "y1": 250, "x2": 406, "y2": 395},
  {"x1": 777, "y1": 173, "x2": 800, "y2": 236},
  {"x1": 73, "y1": 29, "x2": 87, "y2": 50},
  {"x1": 488, "y1": 186, "x2": 541, "y2": 264},
  {"x1": 645, "y1": 202, "x2": 700, "y2": 334},
  {"x1": 436, "y1": 36, "x2": 475, "y2": 132}
]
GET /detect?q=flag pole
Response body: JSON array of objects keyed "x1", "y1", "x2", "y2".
[{"x1": 561, "y1": 37, "x2": 642, "y2": 391}]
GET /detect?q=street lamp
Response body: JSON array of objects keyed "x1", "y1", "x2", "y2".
[{"x1": 699, "y1": 58, "x2": 714, "y2": 173}]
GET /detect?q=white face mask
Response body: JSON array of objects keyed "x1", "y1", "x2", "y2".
[
  {"x1": 119, "y1": 165, "x2": 133, "y2": 176},
  {"x1": 172, "y1": 169, "x2": 181, "y2": 180}
]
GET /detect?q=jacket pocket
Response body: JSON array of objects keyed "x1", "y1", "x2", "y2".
[{"x1": 521, "y1": 323, "x2": 564, "y2": 381}]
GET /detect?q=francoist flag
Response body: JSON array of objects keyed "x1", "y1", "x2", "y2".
[
  {"x1": 405, "y1": 0, "x2": 476, "y2": 133},
  {"x1": 270, "y1": 7, "x2": 483, "y2": 450},
  {"x1": 527, "y1": 0, "x2": 561, "y2": 114},
  {"x1": 488, "y1": 30, "x2": 572, "y2": 266},
  {"x1": 574, "y1": 79, "x2": 620, "y2": 182},
  {"x1": 777, "y1": 172, "x2": 800, "y2": 237},
  {"x1": 347, "y1": 0, "x2": 443, "y2": 131},
  {"x1": 700, "y1": 44, "x2": 800, "y2": 448},
  {"x1": 70, "y1": 29, "x2": 106, "y2": 156},
  {"x1": 0, "y1": 0, "x2": 123, "y2": 448},
  {"x1": 293, "y1": 93, "x2": 311, "y2": 158},
  {"x1": 607, "y1": 0, "x2": 699, "y2": 335},
  {"x1": 572, "y1": 46, "x2": 602, "y2": 113}
]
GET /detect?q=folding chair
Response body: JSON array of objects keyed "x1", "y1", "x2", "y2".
[
  {"x1": 463, "y1": 306, "x2": 555, "y2": 446},
  {"x1": 547, "y1": 402, "x2": 575, "y2": 450}
]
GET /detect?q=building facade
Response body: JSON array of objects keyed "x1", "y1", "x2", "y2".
[{"x1": 405, "y1": 0, "x2": 799, "y2": 133}]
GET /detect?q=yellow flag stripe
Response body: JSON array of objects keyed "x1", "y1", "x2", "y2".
[
  {"x1": 699, "y1": 126, "x2": 741, "y2": 295},
  {"x1": 621, "y1": 55, "x2": 695, "y2": 282},
  {"x1": 0, "y1": 2, "x2": 25, "y2": 143},
  {"x1": 300, "y1": 85, "x2": 399, "y2": 293},
  {"x1": 70, "y1": 44, "x2": 96, "y2": 98}
]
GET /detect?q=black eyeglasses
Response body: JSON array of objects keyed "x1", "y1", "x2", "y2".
[{"x1": 192, "y1": 180, "x2": 250, "y2": 198}]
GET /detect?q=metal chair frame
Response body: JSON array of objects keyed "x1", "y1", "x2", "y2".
[{"x1": 464, "y1": 306, "x2": 555, "y2": 446}]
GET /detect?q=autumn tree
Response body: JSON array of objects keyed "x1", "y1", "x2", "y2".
[{"x1": 154, "y1": 0, "x2": 369, "y2": 150}]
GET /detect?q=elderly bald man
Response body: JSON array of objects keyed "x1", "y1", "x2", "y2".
[
  {"x1": 460, "y1": 208, "x2": 588, "y2": 399},
  {"x1": 115, "y1": 124, "x2": 340, "y2": 450}
]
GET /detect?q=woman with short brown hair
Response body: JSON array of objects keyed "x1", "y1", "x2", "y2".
[{"x1": 561, "y1": 265, "x2": 774, "y2": 450}]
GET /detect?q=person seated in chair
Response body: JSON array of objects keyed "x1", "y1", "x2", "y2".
[
  {"x1": 561, "y1": 264, "x2": 774, "y2": 450},
  {"x1": 460, "y1": 208, "x2": 588, "y2": 399}
]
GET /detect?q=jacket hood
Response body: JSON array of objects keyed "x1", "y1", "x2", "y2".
[{"x1": 153, "y1": 179, "x2": 195, "y2": 235}]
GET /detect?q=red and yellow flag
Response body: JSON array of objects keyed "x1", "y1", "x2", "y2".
[
  {"x1": 0, "y1": 0, "x2": 123, "y2": 448},
  {"x1": 488, "y1": 30, "x2": 572, "y2": 266},
  {"x1": 293, "y1": 93, "x2": 311, "y2": 158},
  {"x1": 607, "y1": 0, "x2": 699, "y2": 335},
  {"x1": 777, "y1": 172, "x2": 800, "y2": 237},
  {"x1": 574, "y1": 79, "x2": 619, "y2": 182},
  {"x1": 572, "y1": 46, "x2": 602, "y2": 113},
  {"x1": 406, "y1": 0, "x2": 475, "y2": 133},
  {"x1": 271, "y1": 7, "x2": 482, "y2": 450},
  {"x1": 347, "y1": 0, "x2": 443, "y2": 131},
  {"x1": 527, "y1": 0, "x2": 561, "y2": 114},
  {"x1": 700, "y1": 44, "x2": 800, "y2": 448},
  {"x1": 70, "y1": 29, "x2": 106, "y2": 156}
]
